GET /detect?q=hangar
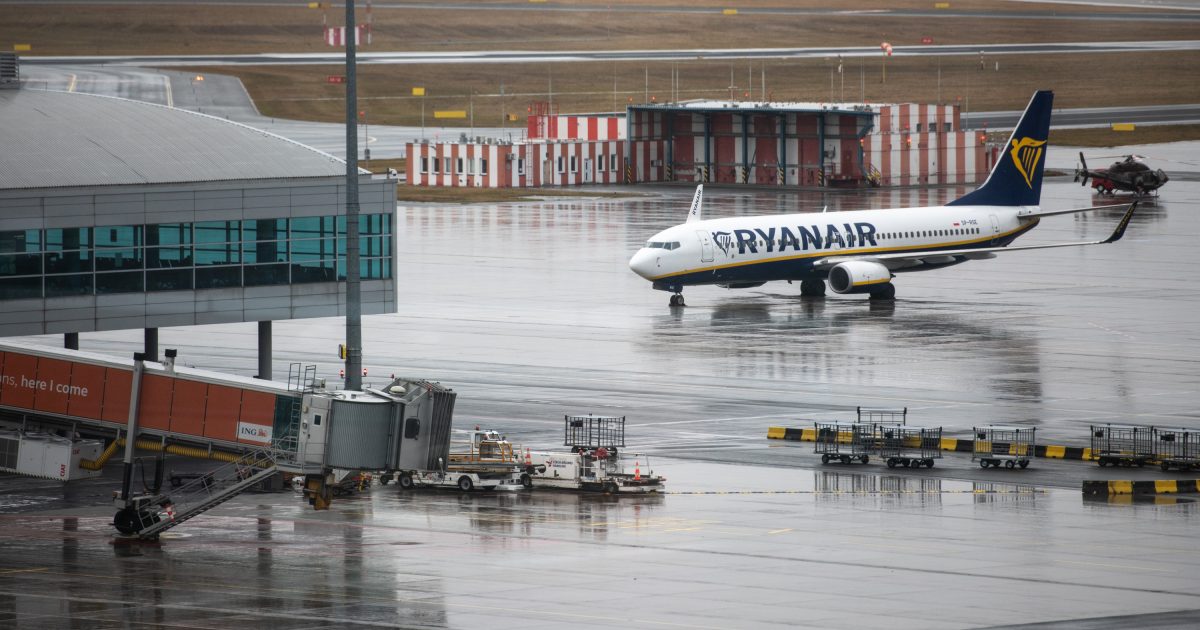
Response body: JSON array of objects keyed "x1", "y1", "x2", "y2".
[
  {"x1": 407, "y1": 100, "x2": 994, "y2": 189},
  {"x1": 0, "y1": 87, "x2": 397, "y2": 379}
]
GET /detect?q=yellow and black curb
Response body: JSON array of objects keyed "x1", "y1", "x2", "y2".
[
  {"x1": 767, "y1": 426, "x2": 1091, "y2": 460},
  {"x1": 1082, "y1": 479, "x2": 1200, "y2": 497}
]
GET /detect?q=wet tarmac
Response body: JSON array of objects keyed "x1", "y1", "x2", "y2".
[
  {"x1": 5, "y1": 162, "x2": 1200, "y2": 627},
  {"x1": 2, "y1": 458, "x2": 1199, "y2": 629}
]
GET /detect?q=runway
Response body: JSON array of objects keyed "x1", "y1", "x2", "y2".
[{"x1": 20, "y1": 39, "x2": 1200, "y2": 67}]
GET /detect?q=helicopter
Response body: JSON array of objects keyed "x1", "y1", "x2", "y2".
[{"x1": 1074, "y1": 152, "x2": 1168, "y2": 196}]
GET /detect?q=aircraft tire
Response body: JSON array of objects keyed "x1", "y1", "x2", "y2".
[
  {"x1": 869, "y1": 284, "x2": 896, "y2": 300},
  {"x1": 800, "y1": 279, "x2": 826, "y2": 297}
]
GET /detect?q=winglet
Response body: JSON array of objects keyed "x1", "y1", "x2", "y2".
[
  {"x1": 1102, "y1": 201, "x2": 1137, "y2": 244},
  {"x1": 685, "y1": 185, "x2": 704, "y2": 223}
]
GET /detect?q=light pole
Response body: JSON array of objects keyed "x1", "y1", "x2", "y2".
[{"x1": 344, "y1": 0, "x2": 362, "y2": 391}]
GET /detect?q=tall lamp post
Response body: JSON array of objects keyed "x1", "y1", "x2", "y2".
[{"x1": 344, "y1": 0, "x2": 362, "y2": 391}]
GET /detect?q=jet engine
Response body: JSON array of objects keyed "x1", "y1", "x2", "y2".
[{"x1": 828, "y1": 261, "x2": 893, "y2": 294}]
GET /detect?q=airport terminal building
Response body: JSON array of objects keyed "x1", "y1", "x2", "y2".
[{"x1": 0, "y1": 88, "x2": 397, "y2": 377}]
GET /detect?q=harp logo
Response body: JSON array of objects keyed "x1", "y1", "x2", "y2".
[{"x1": 1009, "y1": 137, "x2": 1046, "y2": 189}]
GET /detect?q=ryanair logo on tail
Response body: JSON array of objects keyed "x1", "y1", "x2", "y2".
[{"x1": 1009, "y1": 137, "x2": 1046, "y2": 189}]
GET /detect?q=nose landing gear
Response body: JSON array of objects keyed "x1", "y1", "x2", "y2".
[{"x1": 669, "y1": 293, "x2": 686, "y2": 307}]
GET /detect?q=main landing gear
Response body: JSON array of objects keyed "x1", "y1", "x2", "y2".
[
  {"x1": 799, "y1": 279, "x2": 826, "y2": 298},
  {"x1": 868, "y1": 284, "x2": 896, "y2": 300},
  {"x1": 669, "y1": 293, "x2": 686, "y2": 307}
]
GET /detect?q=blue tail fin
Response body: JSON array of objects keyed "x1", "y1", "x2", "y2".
[{"x1": 948, "y1": 90, "x2": 1053, "y2": 207}]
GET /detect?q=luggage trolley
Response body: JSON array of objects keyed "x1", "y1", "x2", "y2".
[
  {"x1": 1155, "y1": 427, "x2": 1200, "y2": 472},
  {"x1": 880, "y1": 425, "x2": 942, "y2": 469},
  {"x1": 857, "y1": 406, "x2": 907, "y2": 427},
  {"x1": 972, "y1": 425, "x2": 1036, "y2": 469},
  {"x1": 857, "y1": 407, "x2": 906, "y2": 456},
  {"x1": 814, "y1": 422, "x2": 872, "y2": 465},
  {"x1": 1091, "y1": 424, "x2": 1154, "y2": 468}
]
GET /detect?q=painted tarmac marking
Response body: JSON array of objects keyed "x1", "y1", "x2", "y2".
[
  {"x1": 1057, "y1": 559, "x2": 1176, "y2": 573},
  {"x1": 665, "y1": 490, "x2": 1044, "y2": 495},
  {"x1": 0, "y1": 568, "x2": 48, "y2": 575},
  {"x1": 768, "y1": 528, "x2": 793, "y2": 535}
]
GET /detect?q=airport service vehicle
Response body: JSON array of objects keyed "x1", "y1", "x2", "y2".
[
  {"x1": 523, "y1": 415, "x2": 665, "y2": 493},
  {"x1": 1075, "y1": 153, "x2": 1168, "y2": 196},
  {"x1": 388, "y1": 428, "x2": 526, "y2": 491},
  {"x1": 629, "y1": 91, "x2": 1138, "y2": 306},
  {"x1": 972, "y1": 425, "x2": 1036, "y2": 469}
]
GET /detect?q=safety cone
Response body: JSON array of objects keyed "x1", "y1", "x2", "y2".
[
  {"x1": 634, "y1": 460, "x2": 641, "y2": 481},
  {"x1": 524, "y1": 447, "x2": 532, "y2": 468}
]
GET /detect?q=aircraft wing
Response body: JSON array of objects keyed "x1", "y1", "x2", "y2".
[{"x1": 812, "y1": 202, "x2": 1137, "y2": 270}]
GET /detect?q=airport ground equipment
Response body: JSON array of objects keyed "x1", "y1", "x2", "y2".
[
  {"x1": 973, "y1": 425, "x2": 1036, "y2": 469},
  {"x1": 1155, "y1": 427, "x2": 1200, "y2": 472},
  {"x1": 0, "y1": 340, "x2": 456, "y2": 538},
  {"x1": 388, "y1": 428, "x2": 525, "y2": 491},
  {"x1": 880, "y1": 425, "x2": 942, "y2": 469},
  {"x1": 523, "y1": 415, "x2": 665, "y2": 493},
  {"x1": 857, "y1": 407, "x2": 907, "y2": 428},
  {"x1": 814, "y1": 421, "x2": 872, "y2": 465},
  {"x1": 0, "y1": 430, "x2": 104, "y2": 480},
  {"x1": 1091, "y1": 424, "x2": 1154, "y2": 467}
]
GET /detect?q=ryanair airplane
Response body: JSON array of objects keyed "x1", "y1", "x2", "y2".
[{"x1": 629, "y1": 91, "x2": 1137, "y2": 307}]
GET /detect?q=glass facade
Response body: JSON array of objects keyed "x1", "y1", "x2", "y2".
[{"x1": 0, "y1": 213, "x2": 392, "y2": 300}]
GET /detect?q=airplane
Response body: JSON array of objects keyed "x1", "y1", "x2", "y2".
[
  {"x1": 1075, "y1": 153, "x2": 1168, "y2": 196},
  {"x1": 628, "y1": 90, "x2": 1138, "y2": 306}
]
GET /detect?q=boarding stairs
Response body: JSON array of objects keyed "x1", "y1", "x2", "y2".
[{"x1": 135, "y1": 448, "x2": 278, "y2": 539}]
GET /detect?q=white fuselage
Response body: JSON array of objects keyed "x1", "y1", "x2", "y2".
[{"x1": 629, "y1": 204, "x2": 1039, "y2": 289}]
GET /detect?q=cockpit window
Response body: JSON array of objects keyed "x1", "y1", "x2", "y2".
[{"x1": 645, "y1": 241, "x2": 682, "y2": 251}]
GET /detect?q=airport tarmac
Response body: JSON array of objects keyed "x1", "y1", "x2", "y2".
[{"x1": 4, "y1": 168, "x2": 1200, "y2": 628}]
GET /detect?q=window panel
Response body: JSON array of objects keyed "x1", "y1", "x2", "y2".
[
  {"x1": 95, "y1": 271, "x2": 144, "y2": 294},
  {"x1": 95, "y1": 225, "x2": 142, "y2": 248},
  {"x1": 146, "y1": 223, "x2": 191, "y2": 247},
  {"x1": 292, "y1": 259, "x2": 336, "y2": 283},
  {"x1": 195, "y1": 266, "x2": 241, "y2": 289},
  {"x1": 291, "y1": 238, "x2": 336, "y2": 259},
  {"x1": 242, "y1": 218, "x2": 287, "y2": 242},
  {"x1": 146, "y1": 246, "x2": 192, "y2": 269},
  {"x1": 147, "y1": 269, "x2": 193, "y2": 292},
  {"x1": 291, "y1": 216, "x2": 335, "y2": 240},
  {"x1": 95, "y1": 248, "x2": 143, "y2": 272},
  {"x1": 243, "y1": 239, "x2": 288, "y2": 264},
  {"x1": 0, "y1": 230, "x2": 41, "y2": 254},
  {"x1": 0, "y1": 276, "x2": 42, "y2": 300},
  {"x1": 44, "y1": 228, "x2": 91, "y2": 251},
  {"x1": 45, "y1": 274, "x2": 91, "y2": 298},
  {"x1": 359, "y1": 236, "x2": 388, "y2": 257},
  {"x1": 194, "y1": 220, "x2": 240, "y2": 244},
  {"x1": 244, "y1": 264, "x2": 289, "y2": 286},
  {"x1": 44, "y1": 250, "x2": 93, "y2": 274},
  {"x1": 195, "y1": 243, "x2": 240, "y2": 266},
  {"x1": 0, "y1": 252, "x2": 41, "y2": 276}
]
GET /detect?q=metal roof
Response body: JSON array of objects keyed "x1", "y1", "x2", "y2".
[{"x1": 0, "y1": 89, "x2": 353, "y2": 190}]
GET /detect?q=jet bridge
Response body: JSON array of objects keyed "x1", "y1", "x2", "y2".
[{"x1": 0, "y1": 341, "x2": 455, "y2": 539}]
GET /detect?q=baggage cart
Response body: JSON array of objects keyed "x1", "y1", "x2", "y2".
[
  {"x1": 857, "y1": 406, "x2": 906, "y2": 428},
  {"x1": 880, "y1": 425, "x2": 942, "y2": 469},
  {"x1": 814, "y1": 422, "x2": 872, "y2": 465},
  {"x1": 1155, "y1": 427, "x2": 1200, "y2": 472},
  {"x1": 1091, "y1": 424, "x2": 1154, "y2": 468},
  {"x1": 972, "y1": 425, "x2": 1036, "y2": 470}
]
